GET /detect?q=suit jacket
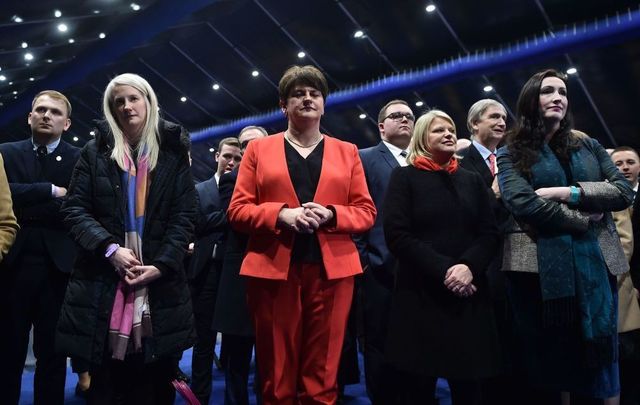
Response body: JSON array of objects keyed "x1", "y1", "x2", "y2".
[
  {"x1": 186, "y1": 176, "x2": 225, "y2": 280},
  {"x1": 0, "y1": 138, "x2": 80, "y2": 273},
  {"x1": 459, "y1": 144, "x2": 510, "y2": 298},
  {"x1": 0, "y1": 154, "x2": 18, "y2": 261},
  {"x1": 354, "y1": 141, "x2": 399, "y2": 287},
  {"x1": 228, "y1": 133, "x2": 376, "y2": 280},
  {"x1": 613, "y1": 207, "x2": 640, "y2": 333},
  {"x1": 630, "y1": 195, "x2": 640, "y2": 286},
  {"x1": 212, "y1": 169, "x2": 254, "y2": 336}
]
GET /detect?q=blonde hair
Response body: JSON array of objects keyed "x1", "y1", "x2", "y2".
[
  {"x1": 407, "y1": 110, "x2": 456, "y2": 165},
  {"x1": 103, "y1": 73, "x2": 160, "y2": 171}
]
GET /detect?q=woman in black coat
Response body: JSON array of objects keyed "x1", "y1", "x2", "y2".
[
  {"x1": 383, "y1": 109, "x2": 501, "y2": 404},
  {"x1": 56, "y1": 73, "x2": 196, "y2": 405}
]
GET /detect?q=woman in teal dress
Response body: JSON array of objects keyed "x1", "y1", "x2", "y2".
[{"x1": 497, "y1": 69, "x2": 633, "y2": 404}]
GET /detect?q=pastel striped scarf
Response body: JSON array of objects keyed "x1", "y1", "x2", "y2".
[{"x1": 108, "y1": 146, "x2": 153, "y2": 361}]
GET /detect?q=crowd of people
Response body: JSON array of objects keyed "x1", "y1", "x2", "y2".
[{"x1": 0, "y1": 64, "x2": 638, "y2": 405}]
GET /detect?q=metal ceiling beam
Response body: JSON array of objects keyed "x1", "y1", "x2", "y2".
[
  {"x1": 534, "y1": 0, "x2": 616, "y2": 147},
  {"x1": 0, "y1": 0, "x2": 219, "y2": 127},
  {"x1": 168, "y1": 41, "x2": 258, "y2": 114},
  {"x1": 430, "y1": 2, "x2": 515, "y2": 120},
  {"x1": 190, "y1": 8, "x2": 640, "y2": 142}
]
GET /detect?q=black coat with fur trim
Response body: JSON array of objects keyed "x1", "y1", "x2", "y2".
[{"x1": 56, "y1": 119, "x2": 197, "y2": 365}]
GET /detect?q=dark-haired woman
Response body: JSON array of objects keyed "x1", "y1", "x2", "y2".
[
  {"x1": 497, "y1": 69, "x2": 633, "y2": 404},
  {"x1": 228, "y1": 65, "x2": 376, "y2": 405}
]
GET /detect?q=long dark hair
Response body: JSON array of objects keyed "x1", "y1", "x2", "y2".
[{"x1": 506, "y1": 69, "x2": 579, "y2": 175}]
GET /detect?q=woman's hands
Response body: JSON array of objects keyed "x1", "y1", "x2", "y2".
[
  {"x1": 108, "y1": 247, "x2": 162, "y2": 285},
  {"x1": 277, "y1": 202, "x2": 334, "y2": 234},
  {"x1": 535, "y1": 186, "x2": 571, "y2": 202},
  {"x1": 444, "y1": 264, "x2": 476, "y2": 298}
]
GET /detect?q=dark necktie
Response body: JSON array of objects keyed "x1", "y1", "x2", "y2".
[
  {"x1": 36, "y1": 145, "x2": 48, "y2": 160},
  {"x1": 400, "y1": 150, "x2": 407, "y2": 158}
]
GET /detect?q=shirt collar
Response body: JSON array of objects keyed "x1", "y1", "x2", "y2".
[
  {"x1": 32, "y1": 137, "x2": 61, "y2": 155},
  {"x1": 472, "y1": 140, "x2": 496, "y2": 161},
  {"x1": 382, "y1": 141, "x2": 409, "y2": 167}
]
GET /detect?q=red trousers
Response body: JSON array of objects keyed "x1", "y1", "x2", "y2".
[{"x1": 246, "y1": 263, "x2": 354, "y2": 405}]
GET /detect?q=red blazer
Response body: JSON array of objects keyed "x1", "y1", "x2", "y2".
[{"x1": 228, "y1": 133, "x2": 376, "y2": 280}]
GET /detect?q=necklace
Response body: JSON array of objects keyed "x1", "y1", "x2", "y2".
[{"x1": 284, "y1": 131, "x2": 323, "y2": 148}]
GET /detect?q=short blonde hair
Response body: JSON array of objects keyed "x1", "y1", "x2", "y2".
[{"x1": 407, "y1": 110, "x2": 456, "y2": 165}]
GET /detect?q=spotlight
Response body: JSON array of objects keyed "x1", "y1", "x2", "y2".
[
  {"x1": 99, "y1": 33, "x2": 106, "y2": 39},
  {"x1": 130, "y1": 3, "x2": 141, "y2": 11},
  {"x1": 212, "y1": 83, "x2": 220, "y2": 91},
  {"x1": 483, "y1": 85, "x2": 493, "y2": 92},
  {"x1": 57, "y1": 23, "x2": 68, "y2": 32},
  {"x1": 566, "y1": 67, "x2": 577, "y2": 75},
  {"x1": 353, "y1": 30, "x2": 364, "y2": 38},
  {"x1": 12, "y1": 15, "x2": 23, "y2": 23},
  {"x1": 0, "y1": 75, "x2": 6, "y2": 81},
  {"x1": 426, "y1": 4, "x2": 436, "y2": 13},
  {"x1": 54, "y1": 10, "x2": 62, "y2": 18},
  {"x1": 415, "y1": 101, "x2": 424, "y2": 107},
  {"x1": 180, "y1": 96, "x2": 187, "y2": 102},
  {"x1": 359, "y1": 113, "x2": 367, "y2": 119},
  {"x1": 297, "y1": 51, "x2": 306, "y2": 58},
  {"x1": 68, "y1": 38, "x2": 75, "y2": 44},
  {"x1": 21, "y1": 42, "x2": 28, "y2": 49},
  {"x1": 24, "y1": 52, "x2": 34, "y2": 61},
  {"x1": 251, "y1": 70, "x2": 259, "y2": 77}
]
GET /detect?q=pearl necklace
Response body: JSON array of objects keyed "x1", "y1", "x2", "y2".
[{"x1": 284, "y1": 132, "x2": 323, "y2": 148}]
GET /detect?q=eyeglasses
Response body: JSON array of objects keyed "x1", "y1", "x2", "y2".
[{"x1": 383, "y1": 112, "x2": 415, "y2": 122}]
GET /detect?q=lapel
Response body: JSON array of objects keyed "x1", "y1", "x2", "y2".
[
  {"x1": 269, "y1": 133, "x2": 302, "y2": 207},
  {"x1": 466, "y1": 144, "x2": 493, "y2": 187},
  {"x1": 377, "y1": 141, "x2": 400, "y2": 171},
  {"x1": 20, "y1": 139, "x2": 38, "y2": 180},
  {"x1": 199, "y1": 177, "x2": 219, "y2": 211},
  {"x1": 314, "y1": 136, "x2": 335, "y2": 203}
]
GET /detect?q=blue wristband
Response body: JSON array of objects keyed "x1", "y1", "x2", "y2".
[{"x1": 569, "y1": 186, "x2": 581, "y2": 205}]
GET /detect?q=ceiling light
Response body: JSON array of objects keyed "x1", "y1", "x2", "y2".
[
  {"x1": 46, "y1": 59, "x2": 53, "y2": 63},
  {"x1": 57, "y1": 23, "x2": 68, "y2": 32},
  {"x1": 24, "y1": 52, "x2": 34, "y2": 61},
  {"x1": 180, "y1": 96, "x2": 187, "y2": 102},
  {"x1": 29, "y1": 77, "x2": 34, "y2": 81},
  {"x1": 359, "y1": 113, "x2": 367, "y2": 120},
  {"x1": 426, "y1": 4, "x2": 436, "y2": 13},
  {"x1": 415, "y1": 101, "x2": 424, "y2": 107},
  {"x1": 353, "y1": 30, "x2": 364, "y2": 38},
  {"x1": 21, "y1": 42, "x2": 28, "y2": 49},
  {"x1": 72, "y1": 136, "x2": 79, "y2": 142},
  {"x1": 93, "y1": 10, "x2": 100, "y2": 14},
  {"x1": 0, "y1": 75, "x2": 6, "y2": 81},
  {"x1": 54, "y1": 10, "x2": 62, "y2": 18},
  {"x1": 8, "y1": 82, "x2": 12, "y2": 85},
  {"x1": 90, "y1": 131, "x2": 96, "y2": 136},
  {"x1": 12, "y1": 15, "x2": 23, "y2": 23},
  {"x1": 297, "y1": 51, "x2": 306, "y2": 58},
  {"x1": 68, "y1": 38, "x2": 75, "y2": 44},
  {"x1": 251, "y1": 70, "x2": 259, "y2": 77},
  {"x1": 566, "y1": 67, "x2": 577, "y2": 75},
  {"x1": 212, "y1": 83, "x2": 220, "y2": 91},
  {"x1": 12, "y1": 91, "x2": 17, "y2": 95},
  {"x1": 130, "y1": 3, "x2": 141, "y2": 11},
  {"x1": 209, "y1": 147, "x2": 215, "y2": 153},
  {"x1": 99, "y1": 33, "x2": 106, "y2": 39},
  {"x1": 483, "y1": 85, "x2": 493, "y2": 92}
]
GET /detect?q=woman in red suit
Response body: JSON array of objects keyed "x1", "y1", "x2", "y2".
[{"x1": 228, "y1": 65, "x2": 376, "y2": 405}]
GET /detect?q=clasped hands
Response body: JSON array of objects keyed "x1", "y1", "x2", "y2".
[
  {"x1": 535, "y1": 187, "x2": 603, "y2": 221},
  {"x1": 107, "y1": 247, "x2": 161, "y2": 286},
  {"x1": 444, "y1": 264, "x2": 476, "y2": 298},
  {"x1": 278, "y1": 202, "x2": 333, "y2": 234}
]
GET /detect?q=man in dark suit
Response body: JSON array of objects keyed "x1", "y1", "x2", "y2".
[
  {"x1": 0, "y1": 90, "x2": 81, "y2": 405},
  {"x1": 187, "y1": 136, "x2": 242, "y2": 405},
  {"x1": 355, "y1": 99, "x2": 414, "y2": 405},
  {"x1": 213, "y1": 125, "x2": 267, "y2": 405},
  {"x1": 459, "y1": 98, "x2": 514, "y2": 404}
]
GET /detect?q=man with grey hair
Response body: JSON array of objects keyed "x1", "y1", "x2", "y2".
[{"x1": 460, "y1": 98, "x2": 515, "y2": 404}]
